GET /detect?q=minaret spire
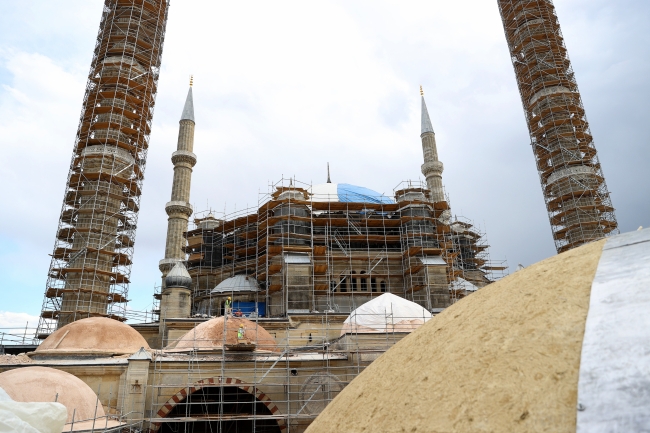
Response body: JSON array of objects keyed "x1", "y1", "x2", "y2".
[
  {"x1": 419, "y1": 87, "x2": 444, "y2": 202},
  {"x1": 327, "y1": 162, "x2": 331, "y2": 183},
  {"x1": 159, "y1": 80, "x2": 197, "y2": 297},
  {"x1": 181, "y1": 81, "x2": 194, "y2": 122},
  {"x1": 421, "y1": 88, "x2": 434, "y2": 134}
]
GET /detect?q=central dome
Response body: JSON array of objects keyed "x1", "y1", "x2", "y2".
[{"x1": 309, "y1": 183, "x2": 394, "y2": 204}]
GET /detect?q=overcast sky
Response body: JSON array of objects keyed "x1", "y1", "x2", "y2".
[{"x1": 0, "y1": 0, "x2": 648, "y2": 328}]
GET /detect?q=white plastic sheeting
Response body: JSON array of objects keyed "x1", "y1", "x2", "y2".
[
  {"x1": 420, "y1": 256, "x2": 446, "y2": 265},
  {"x1": 0, "y1": 387, "x2": 67, "y2": 433},
  {"x1": 309, "y1": 183, "x2": 339, "y2": 202},
  {"x1": 283, "y1": 253, "x2": 311, "y2": 264},
  {"x1": 576, "y1": 228, "x2": 650, "y2": 432},
  {"x1": 454, "y1": 277, "x2": 479, "y2": 293},
  {"x1": 309, "y1": 183, "x2": 395, "y2": 204},
  {"x1": 341, "y1": 293, "x2": 432, "y2": 335}
]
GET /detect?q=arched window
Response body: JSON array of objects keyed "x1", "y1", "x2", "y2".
[
  {"x1": 371, "y1": 278, "x2": 377, "y2": 292},
  {"x1": 340, "y1": 276, "x2": 347, "y2": 292},
  {"x1": 351, "y1": 270, "x2": 357, "y2": 291},
  {"x1": 380, "y1": 281, "x2": 387, "y2": 292},
  {"x1": 360, "y1": 271, "x2": 367, "y2": 291},
  {"x1": 159, "y1": 385, "x2": 282, "y2": 433}
]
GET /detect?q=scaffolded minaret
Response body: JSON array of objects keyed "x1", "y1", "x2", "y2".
[
  {"x1": 158, "y1": 79, "x2": 196, "y2": 281},
  {"x1": 37, "y1": 0, "x2": 170, "y2": 336},
  {"x1": 418, "y1": 89, "x2": 495, "y2": 293},
  {"x1": 497, "y1": 0, "x2": 618, "y2": 253},
  {"x1": 419, "y1": 87, "x2": 445, "y2": 203}
]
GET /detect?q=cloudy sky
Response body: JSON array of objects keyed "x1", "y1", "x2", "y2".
[{"x1": 0, "y1": 0, "x2": 648, "y2": 328}]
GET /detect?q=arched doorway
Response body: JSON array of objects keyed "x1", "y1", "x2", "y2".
[{"x1": 153, "y1": 377, "x2": 284, "y2": 433}]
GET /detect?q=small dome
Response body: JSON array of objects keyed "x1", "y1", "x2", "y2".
[
  {"x1": 171, "y1": 317, "x2": 279, "y2": 352},
  {"x1": 340, "y1": 293, "x2": 431, "y2": 336},
  {"x1": 0, "y1": 366, "x2": 110, "y2": 425},
  {"x1": 34, "y1": 317, "x2": 149, "y2": 357},
  {"x1": 211, "y1": 275, "x2": 260, "y2": 294},
  {"x1": 165, "y1": 262, "x2": 192, "y2": 288}
]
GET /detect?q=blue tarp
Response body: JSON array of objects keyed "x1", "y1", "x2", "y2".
[
  {"x1": 337, "y1": 183, "x2": 395, "y2": 204},
  {"x1": 232, "y1": 301, "x2": 266, "y2": 317}
]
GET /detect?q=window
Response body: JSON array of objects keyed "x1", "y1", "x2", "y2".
[
  {"x1": 360, "y1": 271, "x2": 367, "y2": 291},
  {"x1": 380, "y1": 281, "x2": 387, "y2": 292},
  {"x1": 340, "y1": 276, "x2": 347, "y2": 292}
]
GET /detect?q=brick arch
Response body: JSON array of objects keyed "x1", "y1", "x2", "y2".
[{"x1": 150, "y1": 376, "x2": 286, "y2": 431}]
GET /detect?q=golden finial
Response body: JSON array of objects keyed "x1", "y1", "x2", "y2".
[
  {"x1": 190, "y1": 75, "x2": 194, "y2": 87},
  {"x1": 420, "y1": 85, "x2": 424, "y2": 96}
]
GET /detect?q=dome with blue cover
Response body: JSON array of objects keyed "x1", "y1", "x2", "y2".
[{"x1": 309, "y1": 183, "x2": 394, "y2": 204}]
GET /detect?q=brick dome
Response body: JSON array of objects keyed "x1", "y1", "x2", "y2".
[
  {"x1": 171, "y1": 317, "x2": 279, "y2": 352},
  {"x1": 0, "y1": 366, "x2": 105, "y2": 424},
  {"x1": 33, "y1": 317, "x2": 149, "y2": 357}
]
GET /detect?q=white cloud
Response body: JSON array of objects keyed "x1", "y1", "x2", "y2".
[{"x1": 0, "y1": 311, "x2": 39, "y2": 331}]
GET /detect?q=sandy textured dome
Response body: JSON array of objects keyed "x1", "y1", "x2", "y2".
[
  {"x1": 306, "y1": 231, "x2": 650, "y2": 433},
  {"x1": 171, "y1": 317, "x2": 279, "y2": 352},
  {"x1": 34, "y1": 317, "x2": 149, "y2": 357},
  {"x1": 0, "y1": 366, "x2": 105, "y2": 423}
]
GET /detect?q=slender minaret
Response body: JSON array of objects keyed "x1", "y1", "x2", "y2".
[
  {"x1": 497, "y1": 0, "x2": 618, "y2": 253},
  {"x1": 158, "y1": 78, "x2": 196, "y2": 281},
  {"x1": 419, "y1": 87, "x2": 445, "y2": 203}
]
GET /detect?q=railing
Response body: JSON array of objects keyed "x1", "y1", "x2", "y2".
[{"x1": 0, "y1": 323, "x2": 38, "y2": 346}]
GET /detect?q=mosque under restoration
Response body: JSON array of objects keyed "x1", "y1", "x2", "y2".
[
  {"x1": 0, "y1": 1, "x2": 622, "y2": 432},
  {"x1": 152, "y1": 83, "x2": 503, "y2": 348}
]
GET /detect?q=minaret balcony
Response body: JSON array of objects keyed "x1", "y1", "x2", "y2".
[
  {"x1": 421, "y1": 160, "x2": 444, "y2": 178},
  {"x1": 165, "y1": 201, "x2": 193, "y2": 217},
  {"x1": 171, "y1": 150, "x2": 197, "y2": 167}
]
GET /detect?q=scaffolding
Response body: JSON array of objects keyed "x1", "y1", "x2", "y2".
[
  {"x1": 146, "y1": 307, "x2": 433, "y2": 432},
  {"x1": 137, "y1": 176, "x2": 508, "y2": 431},
  {"x1": 497, "y1": 0, "x2": 618, "y2": 253},
  {"x1": 446, "y1": 216, "x2": 508, "y2": 302},
  {"x1": 37, "y1": 0, "x2": 170, "y2": 338},
  {"x1": 161, "y1": 176, "x2": 508, "y2": 330},
  {"x1": 177, "y1": 177, "x2": 457, "y2": 328},
  {"x1": 0, "y1": 323, "x2": 37, "y2": 349}
]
